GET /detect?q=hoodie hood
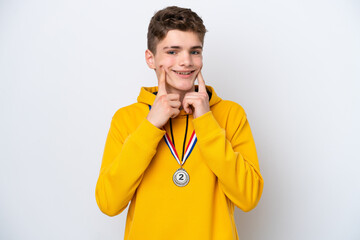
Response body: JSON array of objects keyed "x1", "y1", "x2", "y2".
[{"x1": 137, "y1": 85, "x2": 222, "y2": 115}]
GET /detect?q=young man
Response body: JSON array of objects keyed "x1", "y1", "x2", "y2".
[{"x1": 96, "y1": 6, "x2": 263, "y2": 240}]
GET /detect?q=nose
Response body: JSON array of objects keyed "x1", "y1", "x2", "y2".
[{"x1": 179, "y1": 52, "x2": 193, "y2": 67}]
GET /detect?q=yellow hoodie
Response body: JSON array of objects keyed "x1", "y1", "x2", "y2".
[{"x1": 96, "y1": 85, "x2": 263, "y2": 240}]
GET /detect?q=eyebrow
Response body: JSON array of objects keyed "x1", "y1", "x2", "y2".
[{"x1": 163, "y1": 45, "x2": 203, "y2": 50}]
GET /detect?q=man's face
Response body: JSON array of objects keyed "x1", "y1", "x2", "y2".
[{"x1": 146, "y1": 30, "x2": 203, "y2": 93}]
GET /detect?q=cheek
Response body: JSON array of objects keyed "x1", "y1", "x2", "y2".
[
  {"x1": 194, "y1": 57, "x2": 203, "y2": 67},
  {"x1": 164, "y1": 59, "x2": 176, "y2": 69},
  {"x1": 155, "y1": 56, "x2": 175, "y2": 69}
]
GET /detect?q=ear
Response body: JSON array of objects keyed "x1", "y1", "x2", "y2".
[{"x1": 145, "y1": 49, "x2": 156, "y2": 69}]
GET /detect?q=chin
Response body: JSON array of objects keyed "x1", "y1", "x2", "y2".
[{"x1": 173, "y1": 81, "x2": 195, "y2": 92}]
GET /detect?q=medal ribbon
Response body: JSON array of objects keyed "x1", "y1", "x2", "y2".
[
  {"x1": 164, "y1": 131, "x2": 197, "y2": 166},
  {"x1": 148, "y1": 105, "x2": 197, "y2": 166}
]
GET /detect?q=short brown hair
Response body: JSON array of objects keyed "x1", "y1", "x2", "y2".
[{"x1": 147, "y1": 6, "x2": 207, "y2": 54}]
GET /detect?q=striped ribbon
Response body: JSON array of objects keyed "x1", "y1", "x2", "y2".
[{"x1": 164, "y1": 130, "x2": 197, "y2": 166}]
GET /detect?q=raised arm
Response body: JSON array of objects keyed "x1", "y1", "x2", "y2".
[
  {"x1": 95, "y1": 114, "x2": 165, "y2": 216},
  {"x1": 96, "y1": 68, "x2": 182, "y2": 216},
  {"x1": 193, "y1": 107, "x2": 263, "y2": 211},
  {"x1": 184, "y1": 71, "x2": 263, "y2": 211}
]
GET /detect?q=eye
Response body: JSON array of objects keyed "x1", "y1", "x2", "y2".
[
  {"x1": 191, "y1": 50, "x2": 201, "y2": 55},
  {"x1": 167, "y1": 51, "x2": 176, "y2": 55}
]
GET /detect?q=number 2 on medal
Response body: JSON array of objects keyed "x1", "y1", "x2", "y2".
[{"x1": 179, "y1": 174, "x2": 184, "y2": 181}]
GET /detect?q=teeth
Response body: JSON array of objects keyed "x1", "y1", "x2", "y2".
[{"x1": 175, "y1": 71, "x2": 192, "y2": 75}]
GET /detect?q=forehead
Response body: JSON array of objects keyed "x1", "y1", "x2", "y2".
[{"x1": 156, "y1": 30, "x2": 202, "y2": 50}]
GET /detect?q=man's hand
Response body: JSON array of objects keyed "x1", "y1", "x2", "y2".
[
  {"x1": 183, "y1": 72, "x2": 210, "y2": 119},
  {"x1": 146, "y1": 68, "x2": 181, "y2": 128}
]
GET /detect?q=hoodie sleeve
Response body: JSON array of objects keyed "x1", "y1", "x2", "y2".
[
  {"x1": 192, "y1": 106, "x2": 263, "y2": 212},
  {"x1": 95, "y1": 111, "x2": 165, "y2": 216}
]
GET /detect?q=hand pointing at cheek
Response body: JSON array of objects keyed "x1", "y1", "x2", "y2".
[
  {"x1": 182, "y1": 71, "x2": 210, "y2": 119},
  {"x1": 146, "y1": 68, "x2": 181, "y2": 128}
]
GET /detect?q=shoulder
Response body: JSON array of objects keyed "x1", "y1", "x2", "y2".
[
  {"x1": 112, "y1": 103, "x2": 148, "y2": 122},
  {"x1": 212, "y1": 99, "x2": 247, "y2": 119},
  {"x1": 108, "y1": 103, "x2": 149, "y2": 138}
]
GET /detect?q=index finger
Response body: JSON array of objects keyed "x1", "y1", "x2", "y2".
[
  {"x1": 157, "y1": 68, "x2": 167, "y2": 96},
  {"x1": 197, "y1": 71, "x2": 207, "y2": 93}
]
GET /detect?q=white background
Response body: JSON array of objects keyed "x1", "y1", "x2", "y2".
[{"x1": 1, "y1": 0, "x2": 359, "y2": 239}]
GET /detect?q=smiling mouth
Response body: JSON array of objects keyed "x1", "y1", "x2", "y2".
[{"x1": 173, "y1": 70, "x2": 196, "y2": 75}]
